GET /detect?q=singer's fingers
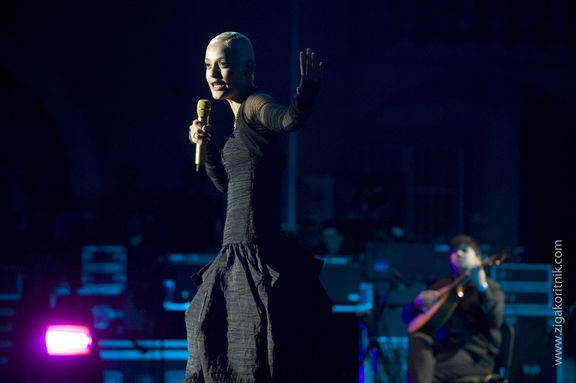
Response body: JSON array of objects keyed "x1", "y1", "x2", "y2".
[
  {"x1": 189, "y1": 124, "x2": 196, "y2": 142},
  {"x1": 306, "y1": 48, "x2": 312, "y2": 75},
  {"x1": 189, "y1": 122, "x2": 204, "y2": 144},
  {"x1": 299, "y1": 49, "x2": 312, "y2": 77},
  {"x1": 189, "y1": 125, "x2": 213, "y2": 144},
  {"x1": 311, "y1": 53, "x2": 323, "y2": 82},
  {"x1": 189, "y1": 131, "x2": 197, "y2": 144},
  {"x1": 311, "y1": 51, "x2": 317, "y2": 78},
  {"x1": 298, "y1": 48, "x2": 322, "y2": 80},
  {"x1": 189, "y1": 132, "x2": 202, "y2": 144},
  {"x1": 198, "y1": 125, "x2": 212, "y2": 140}
]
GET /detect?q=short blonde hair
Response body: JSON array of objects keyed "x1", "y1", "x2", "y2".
[
  {"x1": 209, "y1": 32, "x2": 255, "y2": 81},
  {"x1": 209, "y1": 32, "x2": 255, "y2": 63}
]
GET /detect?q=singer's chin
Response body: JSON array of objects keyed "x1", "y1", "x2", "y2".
[{"x1": 209, "y1": 90, "x2": 226, "y2": 100}]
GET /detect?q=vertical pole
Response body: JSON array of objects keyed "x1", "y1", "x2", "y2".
[{"x1": 286, "y1": 0, "x2": 300, "y2": 232}]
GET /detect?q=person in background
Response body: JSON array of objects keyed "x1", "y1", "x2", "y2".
[{"x1": 402, "y1": 234, "x2": 505, "y2": 383}]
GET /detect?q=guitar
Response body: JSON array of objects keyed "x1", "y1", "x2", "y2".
[{"x1": 407, "y1": 248, "x2": 508, "y2": 334}]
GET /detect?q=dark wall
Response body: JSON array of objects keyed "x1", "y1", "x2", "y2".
[{"x1": 1, "y1": 0, "x2": 574, "y2": 294}]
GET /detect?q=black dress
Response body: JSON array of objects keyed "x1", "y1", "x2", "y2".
[{"x1": 182, "y1": 88, "x2": 334, "y2": 383}]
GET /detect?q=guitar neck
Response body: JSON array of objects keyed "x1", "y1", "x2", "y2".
[{"x1": 436, "y1": 274, "x2": 467, "y2": 296}]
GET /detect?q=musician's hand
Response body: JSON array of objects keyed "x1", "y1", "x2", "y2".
[
  {"x1": 415, "y1": 290, "x2": 440, "y2": 311},
  {"x1": 469, "y1": 266, "x2": 488, "y2": 288},
  {"x1": 189, "y1": 120, "x2": 213, "y2": 145}
]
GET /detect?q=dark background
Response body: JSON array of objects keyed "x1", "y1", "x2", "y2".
[{"x1": 1, "y1": 0, "x2": 574, "y2": 382}]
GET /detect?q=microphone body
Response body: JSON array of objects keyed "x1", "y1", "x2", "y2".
[{"x1": 195, "y1": 99, "x2": 211, "y2": 171}]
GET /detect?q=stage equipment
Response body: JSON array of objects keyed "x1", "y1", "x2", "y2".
[
  {"x1": 45, "y1": 325, "x2": 93, "y2": 356},
  {"x1": 162, "y1": 253, "x2": 217, "y2": 311},
  {"x1": 491, "y1": 263, "x2": 557, "y2": 383},
  {"x1": 318, "y1": 256, "x2": 374, "y2": 314}
]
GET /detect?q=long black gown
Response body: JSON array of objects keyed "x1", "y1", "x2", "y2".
[{"x1": 182, "y1": 87, "x2": 334, "y2": 383}]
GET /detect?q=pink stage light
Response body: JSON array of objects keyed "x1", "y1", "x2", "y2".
[{"x1": 45, "y1": 325, "x2": 93, "y2": 356}]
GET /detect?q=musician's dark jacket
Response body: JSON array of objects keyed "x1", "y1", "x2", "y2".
[{"x1": 402, "y1": 277, "x2": 505, "y2": 361}]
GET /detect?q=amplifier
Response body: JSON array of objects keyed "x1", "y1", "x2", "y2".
[
  {"x1": 492, "y1": 263, "x2": 551, "y2": 283},
  {"x1": 318, "y1": 257, "x2": 373, "y2": 314},
  {"x1": 491, "y1": 263, "x2": 552, "y2": 317},
  {"x1": 78, "y1": 245, "x2": 127, "y2": 296},
  {"x1": 507, "y1": 316, "x2": 557, "y2": 383},
  {"x1": 99, "y1": 339, "x2": 187, "y2": 383}
]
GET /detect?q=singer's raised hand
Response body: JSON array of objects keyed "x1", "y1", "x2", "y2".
[
  {"x1": 296, "y1": 48, "x2": 324, "y2": 96},
  {"x1": 189, "y1": 120, "x2": 213, "y2": 145}
]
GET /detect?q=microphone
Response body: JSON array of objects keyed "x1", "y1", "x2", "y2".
[{"x1": 195, "y1": 99, "x2": 211, "y2": 172}]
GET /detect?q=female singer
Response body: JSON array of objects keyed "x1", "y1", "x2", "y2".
[{"x1": 183, "y1": 32, "x2": 334, "y2": 383}]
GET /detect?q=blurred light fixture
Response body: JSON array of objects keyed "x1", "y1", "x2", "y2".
[{"x1": 45, "y1": 325, "x2": 93, "y2": 356}]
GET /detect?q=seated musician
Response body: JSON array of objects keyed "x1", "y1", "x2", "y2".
[{"x1": 402, "y1": 234, "x2": 505, "y2": 383}]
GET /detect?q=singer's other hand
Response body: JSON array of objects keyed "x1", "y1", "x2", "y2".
[
  {"x1": 189, "y1": 120, "x2": 213, "y2": 145},
  {"x1": 297, "y1": 48, "x2": 324, "y2": 96}
]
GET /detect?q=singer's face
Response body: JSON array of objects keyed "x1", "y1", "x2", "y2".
[
  {"x1": 205, "y1": 42, "x2": 251, "y2": 103},
  {"x1": 450, "y1": 244, "x2": 480, "y2": 274}
]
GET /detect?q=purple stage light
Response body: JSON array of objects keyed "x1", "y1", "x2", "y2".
[{"x1": 45, "y1": 325, "x2": 93, "y2": 356}]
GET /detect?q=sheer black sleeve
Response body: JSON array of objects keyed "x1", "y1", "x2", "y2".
[
  {"x1": 242, "y1": 79, "x2": 319, "y2": 133},
  {"x1": 204, "y1": 140, "x2": 227, "y2": 192}
]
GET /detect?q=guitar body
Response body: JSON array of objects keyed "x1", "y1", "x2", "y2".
[{"x1": 407, "y1": 289, "x2": 460, "y2": 334}]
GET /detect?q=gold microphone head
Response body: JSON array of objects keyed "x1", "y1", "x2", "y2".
[{"x1": 197, "y1": 99, "x2": 211, "y2": 123}]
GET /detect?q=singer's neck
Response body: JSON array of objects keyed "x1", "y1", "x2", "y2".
[
  {"x1": 228, "y1": 100, "x2": 242, "y2": 120},
  {"x1": 227, "y1": 85, "x2": 256, "y2": 121}
]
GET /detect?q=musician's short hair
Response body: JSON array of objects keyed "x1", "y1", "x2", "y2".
[
  {"x1": 209, "y1": 32, "x2": 255, "y2": 81},
  {"x1": 449, "y1": 234, "x2": 482, "y2": 259}
]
